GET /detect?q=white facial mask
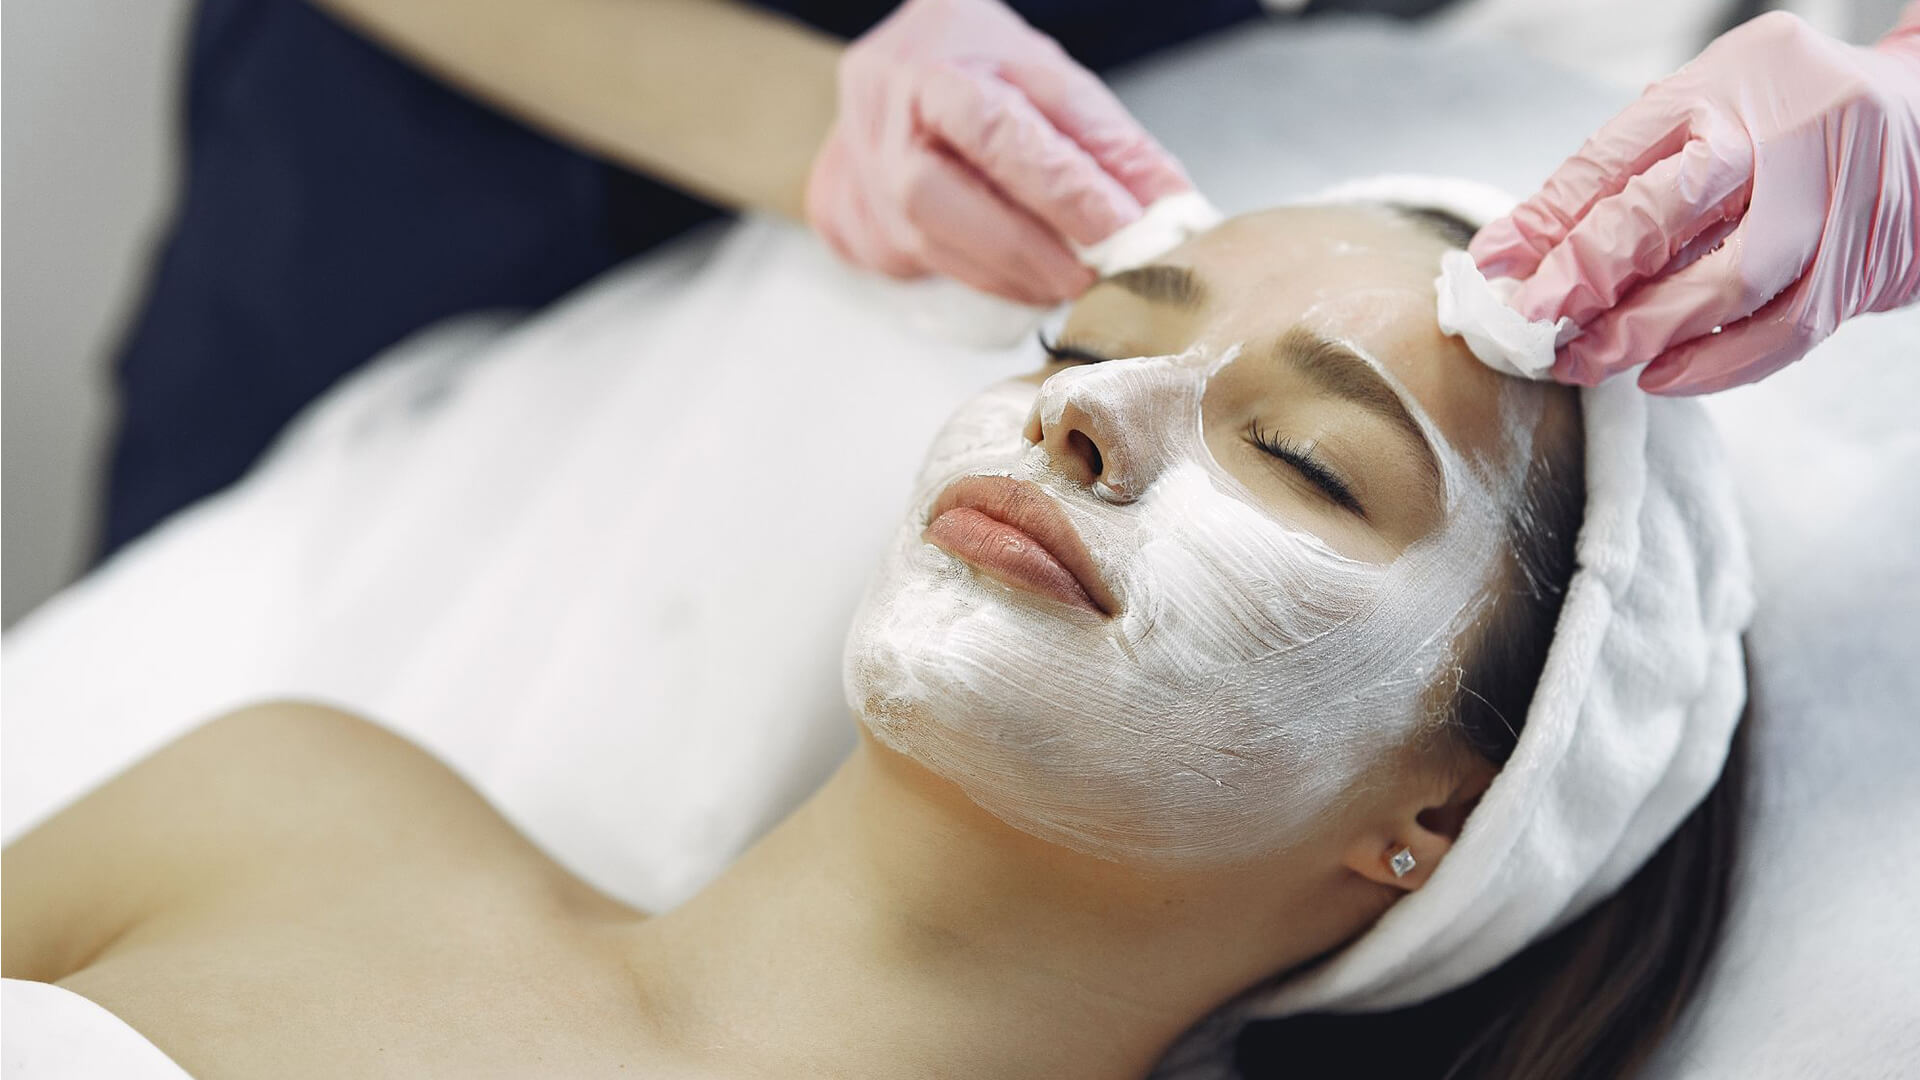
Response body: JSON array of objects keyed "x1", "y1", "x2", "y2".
[{"x1": 843, "y1": 344, "x2": 1523, "y2": 866}]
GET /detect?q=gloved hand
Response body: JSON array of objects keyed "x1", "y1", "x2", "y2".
[
  {"x1": 805, "y1": 0, "x2": 1193, "y2": 306},
  {"x1": 1470, "y1": 7, "x2": 1920, "y2": 395}
]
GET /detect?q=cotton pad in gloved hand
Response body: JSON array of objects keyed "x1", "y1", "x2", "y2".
[
  {"x1": 1076, "y1": 191, "x2": 1224, "y2": 276},
  {"x1": 1470, "y1": 8, "x2": 1920, "y2": 393},
  {"x1": 1304, "y1": 174, "x2": 1579, "y2": 380},
  {"x1": 807, "y1": 0, "x2": 1194, "y2": 306},
  {"x1": 860, "y1": 191, "x2": 1225, "y2": 348},
  {"x1": 1435, "y1": 250, "x2": 1579, "y2": 379}
]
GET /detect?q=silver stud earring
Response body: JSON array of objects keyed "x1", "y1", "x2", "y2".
[{"x1": 1388, "y1": 847, "x2": 1417, "y2": 879}]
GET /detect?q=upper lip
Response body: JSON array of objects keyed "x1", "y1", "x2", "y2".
[{"x1": 925, "y1": 475, "x2": 1119, "y2": 616}]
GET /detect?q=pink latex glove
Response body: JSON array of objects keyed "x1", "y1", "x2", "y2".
[
  {"x1": 804, "y1": 0, "x2": 1193, "y2": 306},
  {"x1": 1471, "y1": 7, "x2": 1920, "y2": 395}
]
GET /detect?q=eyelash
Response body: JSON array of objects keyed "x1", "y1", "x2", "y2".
[
  {"x1": 1246, "y1": 423, "x2": 1366, "y2": 518},
  {"x1": 1039, "y1": 334, "x2": 1364, "y2": 518},
  {"x1": 1038, "y1": 332, "x2": 1111, "y2": 366}
]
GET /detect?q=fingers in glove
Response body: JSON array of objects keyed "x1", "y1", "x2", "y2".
[
  {"x1": 1471, "y1": 92, "x2": 1693, "y2": 279},
  {"x1": 1552, "y1": 228, "x2": 1781, "y2": 386},
  {"x1": 809, "y1": 134, "x2": 925, "y2": 278},
  {"x1": 923, "y1": 233, "x2": 1058, "y2": 303},
  {"x1": 997, "y1": 51, "x2": 1192, "y2": 207},
  {"x1": 1509, "y1": 125, "x2": 1754, "y2": 325},
  {"x1": 896, "y1": 142, "x2": 1095, "y2": 303},
  {"x1": 918, "y1": 63, "x2": 1143, "y2": 246},
  {"x1": 1637, "y1": 288, "x2": 1810, "y2": 395}
]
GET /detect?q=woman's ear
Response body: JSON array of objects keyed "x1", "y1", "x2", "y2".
[{"x1": 1342, "y1": 754, "x2": 1497, "y2": 892}]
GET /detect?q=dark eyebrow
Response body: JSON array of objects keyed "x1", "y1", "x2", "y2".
[
  {"x1": 1096, "y1": 264, "x2": 1206, "y2": 309},
  {"x1": 1274, "y1": 327, "x2": 1443, "y2": 497}
]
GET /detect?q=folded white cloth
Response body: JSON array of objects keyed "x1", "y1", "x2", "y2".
[{"x1": 1259, "y1": 379, "x2": 1753, "y2": 1013}]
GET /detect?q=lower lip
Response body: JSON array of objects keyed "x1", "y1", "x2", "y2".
[{"x1": 925, "y1": 507, "x2": 1100, "y2": 613}]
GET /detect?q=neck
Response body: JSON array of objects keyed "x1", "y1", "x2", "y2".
[{"x1": 621, "y1": 735, "x2": 1343, "y2": 1080}]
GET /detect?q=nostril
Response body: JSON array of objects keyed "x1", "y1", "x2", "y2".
[
  {"x1": 1066, "y1": 429, "x2": 1103, "y2": 478},
  {"x1": 1023, "y1": 413, "x2": 1044, "y2": 446}
]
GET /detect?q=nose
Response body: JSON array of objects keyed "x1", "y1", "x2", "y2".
[
  {"x1": 1023, "y1": 398, "x2": 1107, "y2": 489},
  {"x1": 1022, "y1": 360, "x2": 1187, "y2": 504}
]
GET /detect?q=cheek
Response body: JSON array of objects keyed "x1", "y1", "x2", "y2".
[
  {"x1": 1196, "y1": 372, "x2": 1402, "y2": 564},
  {"x1": 910, "y1": 380, "x2": 1038, "y2": 500},
  {"x1": 1121, "y1": 467, "x2": 1392, "y2": 672}
]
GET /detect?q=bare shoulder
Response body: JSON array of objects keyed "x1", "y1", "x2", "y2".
[
  {"x1": 143, "y1": 699, "x2": 540, "y2": 871},
  {"x1": 3, "y1": 700, "x2": 556, "y2": 981}
]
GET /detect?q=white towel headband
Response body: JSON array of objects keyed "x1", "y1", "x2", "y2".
[{"x1": 1139, "y1": 176, "x2": 1754, "y2": 1074}]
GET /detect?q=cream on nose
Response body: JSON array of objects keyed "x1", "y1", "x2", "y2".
[
  {"x1": 1022, "y1": 357, "x2": 1198, "y2": 504},
  {"x1": 1025, "y1": 398, "x2": 1106, "y2": 489}
]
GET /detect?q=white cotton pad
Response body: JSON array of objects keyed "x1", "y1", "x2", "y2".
[
  {"x1": 1434, "y1": 248, "x2": 1579, "y2": 380},
  {"x1": 858, "y1": 190, "x2": 1226, "y2": 349},
  {"x1": 1300, "y1": 174, "x2": 1578, "y2": 381},
  {"x1": 1075, "y1": 190, "x2": 1226, "y2": 277}
]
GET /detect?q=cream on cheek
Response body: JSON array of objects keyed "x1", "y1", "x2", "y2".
[{"x1": 841, "y1": 344, "x2": 1528, "y2": 867}]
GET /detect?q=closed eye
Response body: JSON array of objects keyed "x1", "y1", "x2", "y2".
[
  {"x1": 1246, "y1": 422, "x2": 1366, "y2": 518},
  {"x1": 1038, "y1": 332, "x2": 1112, "y2": 366},
  {"x1": 1042, "y1": 332, "x2": 1367, "y2": 518}
]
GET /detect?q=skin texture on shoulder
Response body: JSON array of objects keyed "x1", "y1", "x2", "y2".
[
  {"x1": 3, "y1": 701, "x2": 651, "y2": 1079},
  {"x1": 1, "y1": 701, "x2": 617, "y2": 981}
]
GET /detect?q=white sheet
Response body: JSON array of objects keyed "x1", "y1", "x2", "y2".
[
  {"x1": 4, "y1": 18, "x2": 1915, "y2": 1074},
  {"x1": 1, "y1": 222, "x2": 1033, "y2": 911},
  {"x1": 1, "y1": 980, "x2": 191, "y2": 1079}
]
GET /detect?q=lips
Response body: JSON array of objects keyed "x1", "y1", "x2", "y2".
[{"x1": 924, "y1": 475, "x2": 1117, "y2": 616}]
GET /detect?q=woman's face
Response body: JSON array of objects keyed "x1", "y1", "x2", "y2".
[{"x1": 843, "y1": 205, "x2": 1569, "y2": 868}]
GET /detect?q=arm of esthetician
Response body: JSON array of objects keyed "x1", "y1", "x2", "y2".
[
  {"x1": 1471, "y1": 4, "x2": 1920, "y2": 395},
  {"x1": 311, "y1": 0, "x2": 841, "y2": 221},
  {"x1": 311, "y1": 0, "x2": 1192, "y2": 306}
]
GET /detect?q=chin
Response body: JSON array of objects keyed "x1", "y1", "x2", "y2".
[{"x1": 841, "y1": 530, "x2": 1337, "y2": 867}]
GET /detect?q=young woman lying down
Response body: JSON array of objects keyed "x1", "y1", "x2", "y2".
[{"x1": 2, "y1": 199, "x2": 1751, "y2": 1080}]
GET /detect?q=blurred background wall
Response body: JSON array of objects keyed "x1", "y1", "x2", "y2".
[
  {"x1": 1, "y1": 0, "x2": 1907, "y2": 629},
  {"x1": 4, "y1": 0, "x2": 192, "y2": 627}
]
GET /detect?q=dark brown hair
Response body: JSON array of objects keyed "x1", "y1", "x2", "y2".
[{"x1": 1234, "y1": 205, "x2": 1749, "y2": 1080}]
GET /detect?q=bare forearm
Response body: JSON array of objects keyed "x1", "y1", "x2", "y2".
[{"x1": 311, "y1": 0, "x2": 841, "y2": 218}]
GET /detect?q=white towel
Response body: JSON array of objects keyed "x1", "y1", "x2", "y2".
[
  {"x1": 1257, "y1": 380, "x2": 1752, "y2": 1013},
  {"x1": 2, "y1": 979, "x2": 193, "y2": 1079}
]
